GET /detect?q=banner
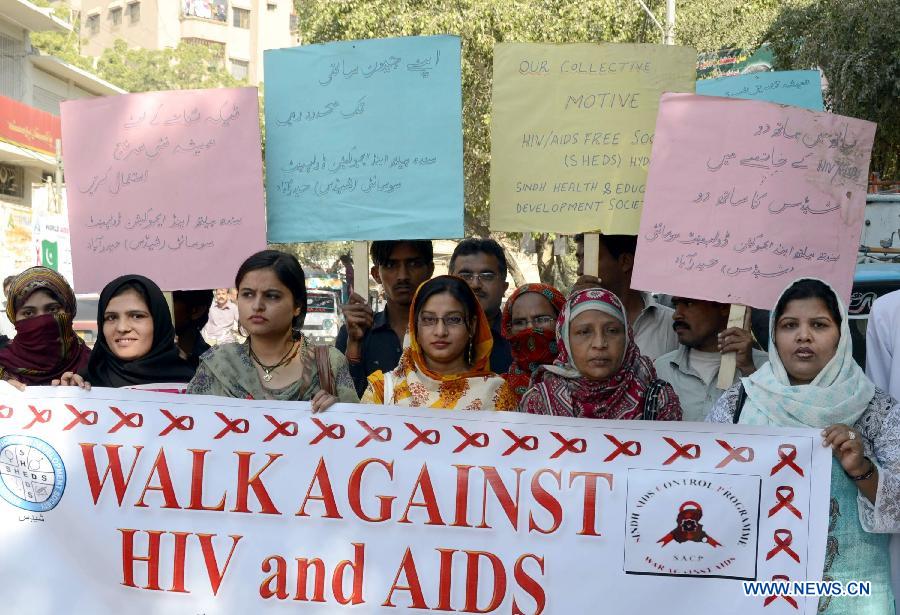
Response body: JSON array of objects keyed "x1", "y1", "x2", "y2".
[
  {"x1": 0, "y1": 386, "x2": 831, "y2": 613},
  {"x1": 696, "y1": 45, "x2": 775, "y2": 80},
  {"x1": 489, "y1": 43, "x2": 695, "y2": 235},
  {"x1": 264, "y1": 36, "x2": 464, "y2": 242},
  {"x1": 31, "y1": 183, "x2": 74, "y2": 287},
  {"x1": 0, "y1": 95, "x2": 60, "y2": 156},
  {"x1": 697, "y1": 70, "x2": 824, "y2": 111},
  {"x1": 632, "y1": 94, "x2": 876, "y2": 309},
  {"x1": 60, "y1": 87, "x2": 267, "y2": 293}
]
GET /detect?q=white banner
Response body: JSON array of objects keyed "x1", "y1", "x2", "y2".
[{"x1": 0, "y1": 386, "x2": 831, "y2": 613}]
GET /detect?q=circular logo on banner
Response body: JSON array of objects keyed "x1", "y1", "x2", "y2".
[{"x1": 0, "y1": 435, "x2": 66, "y2": 512}]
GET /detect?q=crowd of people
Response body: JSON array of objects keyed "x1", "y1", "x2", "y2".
[{"x1": 1, "y1": 236, "x2": 900, "y2": 612}]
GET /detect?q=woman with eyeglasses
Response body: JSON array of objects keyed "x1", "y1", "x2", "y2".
[
  {"x1": 500, "y1": 283, "x2": 566, "y2": 401},
  {"x1": 361, "y1": 275, "x2": 517, "y2": 410}
]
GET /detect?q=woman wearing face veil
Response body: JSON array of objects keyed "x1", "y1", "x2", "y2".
[
  {"x1": 709, "y1": 278, "x2": 900, "y2": 613},
  {"x1": 0, "y1": 267, "x2": 90, "y2": 387}
]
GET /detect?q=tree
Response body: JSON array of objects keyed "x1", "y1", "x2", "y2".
[
  {"x1": 95, "y1": 40, "x2": 244, "y2": 92},
  {"x1": 28, "y1": 3, "x2": 94, "y2": 70},
  {"x1": 766, "y1": 0, "x2": 900, "y2": 178},
  {"x1": 674, "y1": 0, "x2": 805, "y2": 53}
]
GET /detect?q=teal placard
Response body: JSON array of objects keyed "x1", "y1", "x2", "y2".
[
  {"x1": 264, "y1": 36, "x2": 464, "y2": 242},
  {"x1": 696, "y1": 70, "x2": 824, "y2": 111}
]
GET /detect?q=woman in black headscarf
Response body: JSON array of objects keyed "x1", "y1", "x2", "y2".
[{"x1": 59, "y1": 274, "x2": 194, "y2": 388}]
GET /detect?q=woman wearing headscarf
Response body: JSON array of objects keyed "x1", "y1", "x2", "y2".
[
  {"x1": 708, "y1": 278, "x2": 899, "y2": 613},
  {"x1": 63, "y1": 274, "x2": 195, "y2": 388},
  {"x1": 0, "y1": 267, "x2": 90, "y2": 387},
  {"x1": 501, "y1": 283, "x2": 566, "y2": 401},
  {"x1": 520, "y1": 288, "x2": 681, "y2": 420},
  {"x1": 362, "y1": 275, "x2": 517, "y2": 410}
]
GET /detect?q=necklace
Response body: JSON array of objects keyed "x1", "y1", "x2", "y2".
[{"x1": 249, "y1": 339, "x2": 300, "y2": 382}]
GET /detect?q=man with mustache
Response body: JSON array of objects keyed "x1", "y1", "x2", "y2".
[
  {"x1": 337, "y1": 240, "x2": 435, "y2": 396},
  {"x1": 654, "y1": 297, "x2": 766, "y2": 422},
  {"x1": 448, "y1": 238, "x2": 513, "y2": 373},
  {"x1": 573, "y1": 233, "x2": 677, "y2": 360}
]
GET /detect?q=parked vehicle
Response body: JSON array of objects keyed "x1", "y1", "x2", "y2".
[{"x1": 302, "y1": 289, "x2": 342, "y2": 345}]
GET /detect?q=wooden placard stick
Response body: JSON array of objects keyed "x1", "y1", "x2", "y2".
[
  {"x1": 352, "y1": 240, "x2": 369, "y2": 304},
  {"x1": 717, "y1": 304, "x2": 749, "y2": 390},
  {"x1": 583, "y1": 233, "x2": 600, "y2": 278}
]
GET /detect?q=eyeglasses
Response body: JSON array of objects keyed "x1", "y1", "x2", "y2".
[
  {"x1": 457, "y1": 272, "x2": 499, "y2": 283},
  {"x1": 510, "y1": 315, "x2": 556, "y2": 330},
  {"x1": 418, "y1": 314, "x2": 467, "y2": 328}
]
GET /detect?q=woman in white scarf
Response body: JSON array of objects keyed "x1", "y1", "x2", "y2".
[{"x1": 708, "y1": 278, "x2": 900, "y2": 614}]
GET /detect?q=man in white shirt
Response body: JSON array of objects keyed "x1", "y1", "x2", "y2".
[
  {"x1": 865, "y1": 289, "x2": 900, "y2": 612},
  {"x1": 655, "y1": 297, "x2": 767, "y2": 422},
  {"x1": 201, "y1": 288, "x2": 239, "y2": 346},
  {"x1": 573, "y1": 233, "x2": 677, "y2": 360}
]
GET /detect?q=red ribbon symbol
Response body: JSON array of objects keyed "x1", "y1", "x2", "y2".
[
  {"x1": 0, "y1": 405, "x2": 13, "y2": 419},
  {"x1": 23, "y1": 405, "x2": 52, "y2": 429},
  {"x1": 715, "y1": 439, "x2": 754, "y2": 468},
  {"x1": 766, "y1": 529, "x2": 801, "y2": 563},
  {"x1": 108, "y1": 406, "x2": 144, "y2": 433},
  {"x1": 768, "y1": 486, "x2": 803, "y2": 519},
  {"x1": 763, "y1": 575, "x2": 799, "y2": 609},
  {"x1": 501, "y1": 429, "x2": 538, "y2": 456},
  {"x1": 662, "y1": 436, "x2": 700, "y2": 465},
  {"x1": 309, "y1": 418, "x2": 345, "y2": 445},
  {"x1": 158, "y1": 409, "x2": 194, "y2": 436},
  {"x1": 771, "y1": 444, "x2": 804, "y2": 477},
  {"x1": 603, "y1": 434, "x2": 642, "y2": 461},
  {"x1": 549, "y1": 432, "x2": 587, "y2": 459},
  {"x1": 213, "y1": 411, "x2": 249, "y2": 439},
  {"x1": 263, "y1": 415, "x2": 298, "y2": 442},
  {"x1": 355, "y1": 420, "x2": 392, "y2": 448},
  {"x1": 63, "y1": 404, "x2": 98, "y2": 431},
  {"x1": 404, "y1": 423, "x2": 440, "y2": 450},
  {"x1": 452, "y1": 426, "x2": 489, "y2": 453}
]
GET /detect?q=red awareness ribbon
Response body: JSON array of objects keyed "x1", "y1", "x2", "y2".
[
  {"x1": 0, "y1": 405, "x2": 12, "y2": 419},
  {"x1": 63, "y1": 404, "x2": 98, "y2": 431},
  {"x1": 108, "y1": 406, "x2": 144, "y2": 433},
  {"x1": 768, "y1": 486, "x2": 803, "y2": 519},
  {"x1": 763, "y1": 575, "x2": 799, "y2": 609},
  {"x1": 549, "y1": 432, "x2": 586, "y2": 459},
  {"x1": 452, "y1": 425, "x2": 489, "y2": 453},
  {"x1": 355, "y1": 420, "x2": 392, "y2": 448},
  {"x1": 158, "y1": 409, "x2": 194, "y2": 436},
  {"x1": 603, "y1": 434, "x2": 641, "y2": 461},
  {"x1": 263, "y1": 415, "x2": 298, "y2": 442},
  {"x1": 23, "y1": 405, "x2": 52, "y2": 429},
  {"x1": 501, "y1": 429, "x2": 539, "y2": 456},
  {"x1": 403, "y1": 423, "x2": 440, "y2": 450},
  {"x1": 766, "y1": 529, "x2": 801, "y2": 563},
  {"x1": 770, "y1": 444, "x2": 804, "y2": 477},
  {"x1": 213, "y1": 411, "x2": 249, "y2": 439},
  {"x1": 662, "y1": 436, "x2": 701, "y2": 465},
  {"x1": 715, "y1": 439, "x2": 754, "y2": 468},
  {"x1": 309, "y1": 418, "x2": 345, "y2": 445}
]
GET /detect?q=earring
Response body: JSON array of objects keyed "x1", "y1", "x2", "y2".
[{"x1": 466, "y1": 339, "x2": 474, "y2": 365}]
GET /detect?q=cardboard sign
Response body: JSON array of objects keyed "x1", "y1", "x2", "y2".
[
  {"x1": 60, "y1": 87, "x2": 267, "y2": 292},
  {"x1": 489, "y1": 43, "x2": 695, "y2": 234},
  {"x1": 697, "y1": 70, "x2": 824, "y2": 111},
  {"x1": 633, "y1": 94, "x2": 876, "y2": 309},
  {"x1": 0, "y1": 386, "x2": 831, "y2": 613},
  {"x1": 264, "y1": 36, "x2": 464, "y2": 242}
]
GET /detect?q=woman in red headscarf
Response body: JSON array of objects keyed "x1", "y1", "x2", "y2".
[
  {"x1": 500, "y1": 283, "x2": 567, "y2": 401},
  {"x1": 0, "y1": 267, "x2": 90, "y2": 388}
]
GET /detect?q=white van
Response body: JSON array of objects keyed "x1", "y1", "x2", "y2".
[{"x1": 302, "y1": 290, "x2": 342, "y2": 345}]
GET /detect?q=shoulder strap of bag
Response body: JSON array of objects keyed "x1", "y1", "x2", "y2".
[
  {"x1": 733, "y1": 383, "x2": 747, "y2": 424},
  {"x1": 642, "y1": 379, "x2": 665, "y2": 421},
  {"x1": 315, "y1": 345, "x2": 335, "y2": 396}
]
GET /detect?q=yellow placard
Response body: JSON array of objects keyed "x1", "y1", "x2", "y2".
[{"x1": 489, "y1": 43, "x2": 696, "y2": 235}]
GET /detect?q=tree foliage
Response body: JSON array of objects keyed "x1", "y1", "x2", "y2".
[
  {"x1": 767, "y1": 0, "x2": 900, "y2": 178},
  {"x1": 673, "y1": 0, "x2": 804, "y2": 53}
]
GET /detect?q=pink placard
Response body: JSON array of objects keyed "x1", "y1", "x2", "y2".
[
  {"x1": 61, "y1": 88, "x2": 267, "y2": 293},
  {"x1": 633, "y1": 93, "x2": 876, "y2": 309}
]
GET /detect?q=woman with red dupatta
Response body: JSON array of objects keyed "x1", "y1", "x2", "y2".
[{"x1": 0, "y1": 267, "x2": 90, "y2": 388}]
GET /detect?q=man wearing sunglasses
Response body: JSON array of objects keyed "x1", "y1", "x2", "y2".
[{"x1": 449, "y1": 238, "x2": 513, "y2": 373}]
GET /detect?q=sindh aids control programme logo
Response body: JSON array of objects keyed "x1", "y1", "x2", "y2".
[
  {"x1": 624, "y1": 469, "x2": 761, "y2": 580},
  {"x1": 0, "y1": 435, "x2": 66, "y2": 512}
]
